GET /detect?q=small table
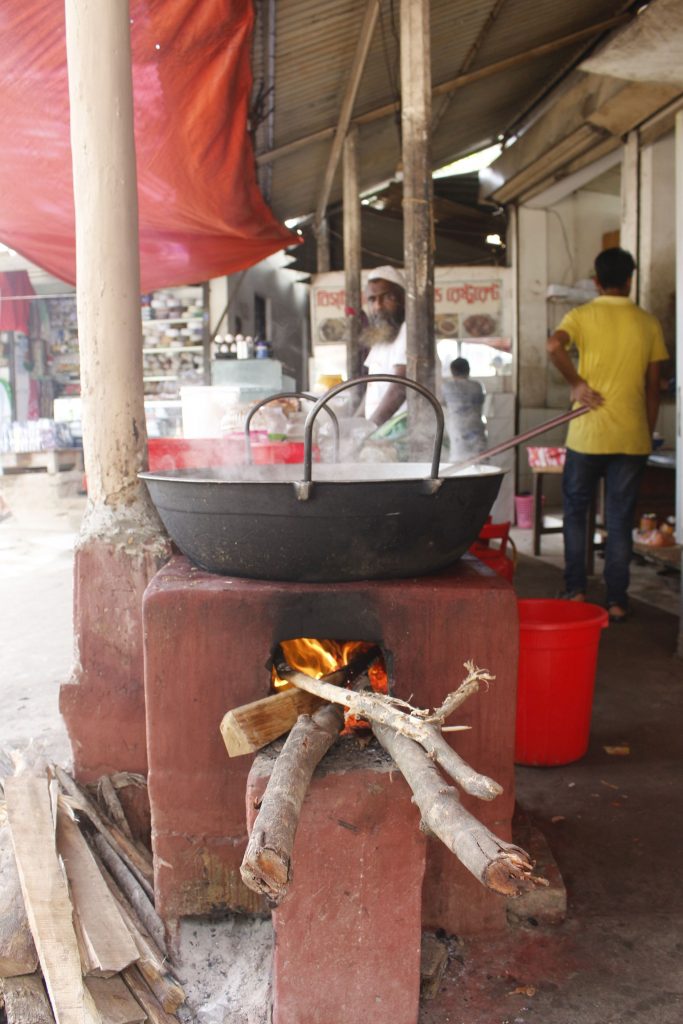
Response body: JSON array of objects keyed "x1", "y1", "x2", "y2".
[
  {"x1": 532, "y1": 465, "x2": 602, "y2": 576},
  {"x1": 0, "y1": 449, "x2": 84, "y2": 474}
]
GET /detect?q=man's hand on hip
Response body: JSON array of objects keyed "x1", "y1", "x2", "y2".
[{"x1": 570, "y1": 379, "x2": 604, "y2": 409}]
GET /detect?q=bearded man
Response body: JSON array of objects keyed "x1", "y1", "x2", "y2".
[{"x1": 361, "y1": 265, "x2": 407, "y2": 427}]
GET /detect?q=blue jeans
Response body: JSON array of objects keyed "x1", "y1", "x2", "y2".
[{"x1": 562, "y1": 450, "x2": 648, "y2": 607}]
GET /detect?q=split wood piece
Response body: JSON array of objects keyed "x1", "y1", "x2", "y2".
[
  {"x1": 372, "y1": 721, "x2": 545, "y2": 897},
  {"x1": 85, "y1": 976, "x2": 146, "y2": 1024},
  {"x1": 220, "y1": 687, "x2": 323, "y2": 757},
  {"x1": 1, "y1": 973, "x2": 55, "y2": 1024},
  {"x1": 54, "y1": 766, "x2": 154, "y2": 899},
  {"x1": 55, "y1": 801, "x2": 139, "y2": 975},
  {"x1": 96, "y1": 776, "x2": 134, "y2": 841},
  {"x1": 240, "y1": 701, "x2": 346, "y2": 903},
  {"x1": 4, "y1": 774, "x2": 101, "y2": 1024},
  {"x1": 275, "y1": 662, "x2": 502, "y2": 800},
  {"x1": 94, "y1": 853, "x2": 185, "y2": 1015},
  {"x1": 121, "y1": 966, "x2": 179, "y2": 1024},
  {"x1": 0, "y1": 820, "x2": 39, "y2": 977},
  {"x1": 90, "y1": 832, "x2": 167, "y2": 955}
]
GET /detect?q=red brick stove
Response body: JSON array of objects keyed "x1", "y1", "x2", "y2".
[{"x1": 143, "y1": 553, "x2": 518, "y2": 940}]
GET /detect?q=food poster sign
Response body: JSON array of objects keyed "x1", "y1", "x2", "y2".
[{"x1": 311, "y1": 268, "x2": 512, "y2": 351}]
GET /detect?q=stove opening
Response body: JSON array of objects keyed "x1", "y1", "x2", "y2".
[{"x1": 271, "y1": 638, "x2": 389, "y2": 732}]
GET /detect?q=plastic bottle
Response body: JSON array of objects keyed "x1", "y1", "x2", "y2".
[
  {"x1": 236, "y1": 334, "x2": 248, "y2": 359},
  {"x1": 255, "y1": 339, "x2": 271, "y2": 359}
]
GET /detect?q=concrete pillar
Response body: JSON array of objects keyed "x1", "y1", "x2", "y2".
[
  {"x1": 60, "y1": 0, "x2": 170, "y2": 783},
  {"x1": 639, "y1": 135, "x2": 676, "y2": 339},
  {"x1": 517, "y1": 207, "x2": 549, "y2": 411}
]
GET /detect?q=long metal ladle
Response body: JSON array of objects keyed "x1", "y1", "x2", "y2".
[{"x1": 442, "y1": 405, "x2": 590, "y2": 476}]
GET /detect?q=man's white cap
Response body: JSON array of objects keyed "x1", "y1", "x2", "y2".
[{"x1": 367, "y1": 265, "x2": 405, "y2": 290}]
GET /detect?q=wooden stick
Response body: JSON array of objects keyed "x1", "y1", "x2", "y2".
[
  {"x1": 240, "y1": 701, "x2": 345, "y2": 903},
  {"x1": 220, "y1": 688, "x2": 323, "y2": 757},
  {"x1": 90, "y1": 834, "x2": 166, "y2": 954},
  {"x1": 372, "y1": 721, "x2": 545, "y2": 896},
  {"x1": 54, "y1": 767, "x2": 154, "y2": 899},
  {"x1": 1, "y1": 973, "x2": 55, "y2": 1024},
  {"x1": 93, "y1": 855, "x2": 185, "y2": 1015},
  {"x1": 121, "y1": 966, "x2": 179, "y2": 1024},
  {"x1": 0, "y1": 819, "x2": 38, "y2": 977},
  {"x1": 96, "y1": 776, "x2": 134, "y2": 841},
  {"x1": 275, "y1": 661, "x2": 502, "y2": 800}
]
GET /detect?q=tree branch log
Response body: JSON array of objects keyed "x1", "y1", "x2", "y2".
[
  {"x1": 275, "y1": 659, "x2": 502, "y2": 801},
  {"x1": 240, "y1": 701, "x2": 345, "y2": 903},
  {"x1": 372, "y1": 721, "x2": 545, "y2": 896}
]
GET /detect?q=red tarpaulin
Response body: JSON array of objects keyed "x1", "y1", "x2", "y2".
[{"x1": 0, "y1": 1, "x2": 297, "y2": 291}]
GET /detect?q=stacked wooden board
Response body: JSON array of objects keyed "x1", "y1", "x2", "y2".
[{"x1": 0, "y1": 766, "x2": 186, "y2": 1024}]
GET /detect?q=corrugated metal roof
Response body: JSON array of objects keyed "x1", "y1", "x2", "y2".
[{"x1": 251, "y1": 0, "x2": 632, "y2": 222}]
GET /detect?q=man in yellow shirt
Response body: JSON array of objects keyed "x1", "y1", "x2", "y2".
[{"x1": 547, "y1": 247, "x2": 669, "y2": 622}]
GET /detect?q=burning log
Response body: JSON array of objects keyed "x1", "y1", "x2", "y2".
[
  {"x1": 273, "y1": 655, "x2": 502, "y2": 801},
  {"x1": 241, "y1": 647, "x2": 381, "y2": 903},
  {"x1": 371, "y1": 721, "x2": 544, "y2": 897}
]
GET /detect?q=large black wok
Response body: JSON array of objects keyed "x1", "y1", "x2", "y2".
[{"x1": 140, "y1": 377, "x2": 588, "y2": 583}]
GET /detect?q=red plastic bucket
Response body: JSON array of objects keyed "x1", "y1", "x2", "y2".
[{"x1": 515, "y1": 599, "x2": 609, "y2": 766}]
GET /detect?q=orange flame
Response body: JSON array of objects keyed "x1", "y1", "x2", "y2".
[{"x1": 273, "y1": 638, "x2": 388, "y2": 731}]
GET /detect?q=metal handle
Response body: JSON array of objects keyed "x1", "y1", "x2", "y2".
[
  {"x1": 302, "y1": 374, "x2": 445, "y2": 483},
  {"x1": 442, "y1": 405, "x2": 591, "y2": 476},
  {"x1": 243, "y1": 392, "x2": 340, "y2": 464}
]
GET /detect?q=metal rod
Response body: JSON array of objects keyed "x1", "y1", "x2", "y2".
[{"x1": 443, "y1": 405, "x2": 590, "y2": 476}]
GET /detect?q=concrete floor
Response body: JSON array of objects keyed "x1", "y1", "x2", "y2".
[
  {"x1": 422, "y1": 553, "x2": 683, "y2": 1024},
  {"x1": 1, "y1": 477, "x2": 682, "y2": 1023}
]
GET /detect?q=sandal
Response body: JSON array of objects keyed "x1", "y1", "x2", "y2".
[
  {"x1": 607, "y1": 604, "x2": 629, "y2": 623},
  {"x1": 558, "y1": 590, "x2": 586, "y2": 602}
]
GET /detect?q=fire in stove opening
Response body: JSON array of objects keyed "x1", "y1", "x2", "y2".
[{"x1": 271, "y1": 638, "x2": 389, "y2": 731}]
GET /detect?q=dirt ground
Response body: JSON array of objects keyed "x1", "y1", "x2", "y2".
[{"x1": 1, "y1": 472, "x2": 682, "y2": 1023}]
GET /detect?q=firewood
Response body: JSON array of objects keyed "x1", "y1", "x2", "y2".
[
  {"x1": 220, "y1": 687, "x2": 323, "y2": 756},
  {"x1": 54, "y1": 766, "x2": 154, "y2": 899},
  {"x1": 240, "y1": 701, "x2": 345, "y2": 903},
  {"x1": 90, "y1": 833, "x2": 166, "y2": 954},
  {"x1": 84, "y1": 976, "x2": 146, "y2": 1024},
  {"x1": 55, "y1": 800, "x2": 138, "y2": 975},
  {"x1": 93, "y1": 855, "x2": 185, "y2": 1014},
  {"x1": 121, "y1": 966, "x2": 179, "y2": 1024},
  {"x1": 4, "y1": 774, "x2": 101, "y2": 1024},
  {"x1": 275, "y1": 658, "x2": 502, "y2": 800},
  {"x1": 96, "y1": 776, "x2": 134, "y2": 841},
  {"x1": 1, "y1": 973, "x2": 54, "y2": 1024},
  {"x1": 0, "y1": 817, "x2": 39, "y2": 977},
  {"x1": 371, "y1": 721, "x2": 545, "y2": 897}
]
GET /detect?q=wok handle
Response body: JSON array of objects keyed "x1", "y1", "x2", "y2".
[
  {"x1": 442, "y1": 405, "x2": 591, "y2": 476},
  {"x1": 302, "y1": 374, "x2": 445, "y2": 482},
  {"x1": 243, "y1": 392, "x2": 340, "y2": 465}
]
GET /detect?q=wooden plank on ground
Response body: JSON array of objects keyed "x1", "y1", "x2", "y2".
[
  {"x1": 1, "y1": 973, "x2": 55, "y2": 1023},
  {"x1": 0, "y1": 820, "x2": 39, "y2": 977},
  {"x1": 56, "y1": 803, "x2": 139, "y2": 975},
  {"x1": 220, "y1": 688, "x2": 322, "y2": 756},
  {"x1": 84, "y1": 977, "x2": 146, "y2": 1024},
  {"x1": 4, "y1": 774, "x2": 101, "y2": 1024}
]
